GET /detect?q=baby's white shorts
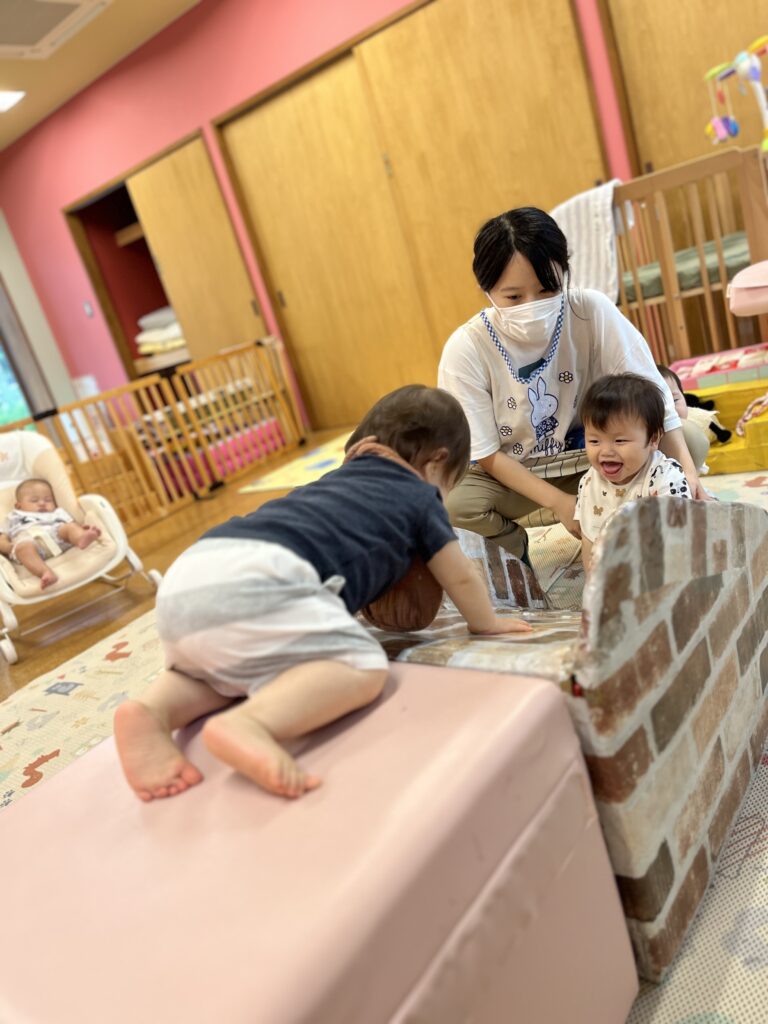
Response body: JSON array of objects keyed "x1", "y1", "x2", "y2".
[{"x1": 155, "y1": 537, "x2": 388, "y2": 697}]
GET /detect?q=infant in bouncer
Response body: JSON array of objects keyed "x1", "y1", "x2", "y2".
[{"x1": 0, "y1": 478, "x2": 101, "y2": 589}]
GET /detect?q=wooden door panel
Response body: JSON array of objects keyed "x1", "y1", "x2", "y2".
[
  {"x1": 356, "y1": 0, "x2": 606, "y2": 343},
  {"x1": 222, "y1": 55, "x2": 437, "y2": 428},
  {"x1": 127, "y1": 138, "x2": 264, "y2": 360}
]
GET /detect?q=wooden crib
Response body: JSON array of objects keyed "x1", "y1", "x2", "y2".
[
  {"x1": 0, "y1": 338, "x2": 305, "y2": 535},
  {"x1": 613, "y1": 146, "x2": 768, "y2": 363}
]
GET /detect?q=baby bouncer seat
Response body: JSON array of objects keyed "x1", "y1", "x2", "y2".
[{"x1": 0, "y1": 430, "x2": 162, "y2": 663}]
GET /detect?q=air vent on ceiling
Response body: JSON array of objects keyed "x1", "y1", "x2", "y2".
[{"x1": 0, "y1": 0, "x2": 111, "y2": 60}]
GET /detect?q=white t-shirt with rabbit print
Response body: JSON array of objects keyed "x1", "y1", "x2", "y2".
[{"x1": 438, "y1": 288, "x2": 681, "y2": 478}]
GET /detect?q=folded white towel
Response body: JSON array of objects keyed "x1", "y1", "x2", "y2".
[
  {"x1": 137, "y1": 305, "x2": 176, "y2": 332},
  {"x1": 135, "y1": 321, "x2": 184, "y2": 345},
  {"x1": 550, "y1": 179, "x2": 621, "y2": 301}
]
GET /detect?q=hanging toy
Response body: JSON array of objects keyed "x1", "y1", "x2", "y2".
[
  {"x1": 704, "y1": 64, "x2": 739, "y2": 143},
  {"x1": 704, "y1": 35, "x2": 768, "y2": 152}
]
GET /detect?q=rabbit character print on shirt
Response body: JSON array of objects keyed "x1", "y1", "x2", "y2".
[{"x1": 528, "y1": 377, "x2": 562, "y2": 456}]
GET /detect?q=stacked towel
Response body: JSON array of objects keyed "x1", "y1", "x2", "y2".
[
  {"x1": 550, "y1": 179, "x2": 622, "y2": 301},
  {"x1": 135, "y1": 307, "x2": 186, "y2": 355}
]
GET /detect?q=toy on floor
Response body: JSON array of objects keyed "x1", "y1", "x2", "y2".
[
  {"x1": 684, "y1": 392, "x2": 733, "y2": 443},
  {"x1": 704, "y1": 36, "x2": 768, "y2": 152},
  {"x1": 685, "y1": 403, "x2": 732, "y2": 444},
  {"x1": 736, "y1": 391, "x2": 768, "y2": 436},
  {"x1": 362, "y1": 556, "x2": 443, "y2": 632}
]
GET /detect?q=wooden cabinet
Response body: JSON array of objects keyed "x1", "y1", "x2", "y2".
[
  {"x1": 68, "y1": 136, "x2": 265, "y2": 379},
  {"x1": 126, "y1": 138, "x2": 265, "y2": 360}
]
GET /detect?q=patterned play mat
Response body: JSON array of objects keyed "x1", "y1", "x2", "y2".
[
  {"x1": 239, "y1": 432, "x2": 349, "y2": 492},
  {"x1": 2, "y1": 469, "x2": 768, "y2": 1023},
  {"x1": 0, "y1": 611, "x2": 161, "y2": 808}
]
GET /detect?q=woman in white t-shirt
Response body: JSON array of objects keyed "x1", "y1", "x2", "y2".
[{"x1": 437, "y1": 207, "x2": 704, "y2": 560}]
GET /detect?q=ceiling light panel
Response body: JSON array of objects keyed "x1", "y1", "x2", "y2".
[{"x1": 0, "y1": 0, "x2": 111, "y2": 59}]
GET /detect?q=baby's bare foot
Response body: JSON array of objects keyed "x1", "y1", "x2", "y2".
[
  {"x1": 114, "y1": 700, "x2": 203, "y2": 801},
  {"x1": 40, "y1": 568, "x2": 57, "y2": 590},
  {"x1": 77, "y1": 526, "x2": 101, "y2": 550},
  {"x1": 202, "y1": 713, "x2": 320, "y2": 799}
]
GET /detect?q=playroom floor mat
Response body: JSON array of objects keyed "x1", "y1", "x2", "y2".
[
  {"x1": 0, "y1": 610, "x2": 161, "y2": 809},
  {"x1": 238, "y1": 432, "x2": 349, "y2": 493}
]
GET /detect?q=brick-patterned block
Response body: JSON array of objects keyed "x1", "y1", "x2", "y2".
[
  {"x1": 651, "y1": 638, "x2": 711, "y2": 753},
  {"x1": 750, "y1": 528, "x2": 768, "y2": 594},
  {"x1": 585, "y1": 726, "x2": 653, "y2": 803},
  {"x1": 737, "y1": 585, "x2": 768, "y2": 674},
  {"x1": 709, "y1": 571, "x2": 750, "y2": 662},
  {"x1": 674, "y1": 739, "x2": 725, "y2": 861},
  {"x1": 616, "y1": 841, "x2": 674, "y2": 922},
  {"x1": 583, "y1": 620, "x2": 673, "y2": 739},
  {"x1": 709, "y1": 750, "x2": 752, "y2": 862},
  {"x1": 723, "y1": 670, "x2": 762, "y2": 763},
  {"x1": 692, "y1": 654, "x2": 739, "y2": 755},
  {"x1": 598, "y1": 731, "x2": 695, "y2": 877},
  {"x1": 641, "y1": 846, "x2": 711, "y2": 979},
  {"x1": 750, "y1": 697, "x2": 768, "y2": 769},
  {"x1": 670, "y1": 575, "x2": 723, "y2": 653},
  {"x1": 567, "y1": 498, "x2": 768, "y2": 980}
]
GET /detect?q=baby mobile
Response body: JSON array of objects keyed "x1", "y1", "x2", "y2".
[{"x1": 704, "y1": 35, "x2": 768, "y2": 152}]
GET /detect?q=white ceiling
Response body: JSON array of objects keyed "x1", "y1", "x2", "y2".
[{"x1": 0, "y1": 0, "x2": 201, "y2": 151}]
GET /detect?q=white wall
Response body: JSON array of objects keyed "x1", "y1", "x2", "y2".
[{"x1": 0, "y1": 210, "x2": 75, "y2": 407}]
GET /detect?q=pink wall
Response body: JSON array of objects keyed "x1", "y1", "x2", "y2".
[
  {"x1": 0, "y1": 0, "x2": 632, "y2": 393},
  {"x1": 0, "y1": 0, "x2": 417, "y2": 391}
]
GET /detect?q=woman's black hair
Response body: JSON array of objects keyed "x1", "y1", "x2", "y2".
[
  {"x1": 579, "y1": 373, "x2": 665, "y2": 442},
  {"x1": 346, "y1": 384, "x2": 471, "y2": 482},
  {"x1": 472, "y1": 207, "x2": 570, "y2": 293}
]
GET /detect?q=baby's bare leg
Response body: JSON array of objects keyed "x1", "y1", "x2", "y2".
[
  {"x1": 14, "y1": 540, "x2": 57, "y2": 589},
  {"x1": 115, "y1": 669, "x2": 234, "y2": 801},
  {"x1": 203, "y1": 661, "x2": 388, "y2": 798},
  {"x1": 58, "y1": 522, "x2": 101, "y2": 549}
]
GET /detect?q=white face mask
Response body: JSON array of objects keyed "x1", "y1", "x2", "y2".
[{"x1": 486, "y1": 293, "x2": 563, "y2": 346}]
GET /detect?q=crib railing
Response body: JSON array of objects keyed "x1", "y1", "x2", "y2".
[
  {"x1": 0, "y1": 338, "x2": 306, "y2": 534},
  {"x1": 166, "y1": 337, "x2": 304, "y2": 484},
  {"x1": 613, "y1": 147, "x2": 768, "y2": 363}
]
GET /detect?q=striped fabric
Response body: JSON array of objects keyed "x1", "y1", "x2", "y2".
[{"x1": 550, "y1": 179, "x2": 621, "y2": 301}]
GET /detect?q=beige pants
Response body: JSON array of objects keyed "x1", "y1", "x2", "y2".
[
  {"x1": 681, "y1": 418, "x2": 710, "y2": 472},
  {"x1": 445, "y1": 464, "x2": 584, "y2": 558}
]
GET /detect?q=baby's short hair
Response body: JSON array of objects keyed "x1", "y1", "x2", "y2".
[
  {"x1": 15, "y1": 478, "x2": 53, "y2": 501},
  {"x1": 580, "y1": 373, "x2": 665, "y2": 441},
  {"x1": 346, "y1": 385, "x2": 471, "y2": 481},
  {"x1": 656, "y1": 363, "x2": 683, "y2": 392}
]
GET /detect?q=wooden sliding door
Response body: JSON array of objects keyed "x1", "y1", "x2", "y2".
[
  {"x1": 222, "y1": 55, "x2": 436, "y2": 428},
  {"x1": 127, "y1": 138, "x2": 265, "y2": 360},
  {"x1": 356, "y1": 0, "x2": 606, "y2": 343}
]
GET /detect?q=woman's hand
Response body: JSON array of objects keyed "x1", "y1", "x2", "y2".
[{"x1": 551, "y1": 492, "x2": 581, "y2": 538}]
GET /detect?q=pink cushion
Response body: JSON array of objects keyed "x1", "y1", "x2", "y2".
[{"x1": 0, "y1": 665, "x2": 637, "y2": 1023}]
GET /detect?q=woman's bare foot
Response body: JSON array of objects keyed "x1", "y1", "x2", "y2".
[
  {"x1": 40, "y1": 568, "x2": 57, "y2": 590},
  {"x1": 114, "y1": 700, "x2": 203, "y2": 801},
  {"x1": 202, "y1": 711, "x2": 320, "y2": 799},
  {"x1": 76, "y1": 525, "x2": 101, "y2": 549}
]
